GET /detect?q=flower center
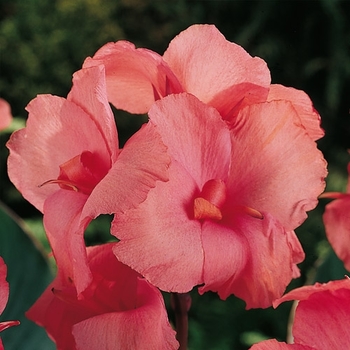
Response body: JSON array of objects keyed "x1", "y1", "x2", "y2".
[
  {"x1": 40, "y1": 151, "x2": 109, "y2": 195},
  {"x1": 194, "y1": 179, "x2": 226, "y2": 221}
]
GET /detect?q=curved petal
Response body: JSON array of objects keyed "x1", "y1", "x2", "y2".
[
  {"x1": 0, "y1": 98, "x2": 12, "y2": 131},
  {"x1": 200, "y1": 212, "x2": 297, "y2": 309},
  {"x1": 72, "y1": 279, "x2": 178, "y2": 350},
  {"x1": 43, "y1": 190, "x2": 91, "y2": 295},
  {"x1": 7, "y1": 95, "x2": 110, "y2": 212},
  {"x1": 267, "y1": 85, "x2": 324, "y2": 141},
  {"x1": 148, "y1": 93, "x2": 231, "y2": 187},
  {"x1": 163, "y1": 24, "x2": 270, "y2": 105},
  {"x1": 83, "y1": 41, "x2": 183, "y2": 114},
  {"x1": 287, "y1": 279, "x2": 350, "y2": 349},
  {"x1": 0, "y1": 257, "x2": 9, "y2": 315},
  {"x1": 112, "y1": 161, "x2": 203, "y2": 292},
  {"x1": 250, "y1": 339, "x2": 315, "y2": 350},
  {"x1": 227, "y1": 100, "x2": 327, "y2": 231},
  {"x1": 323, "y1": 196, "x2": 350, "y2": 271},
  {"x1": 82, "y1": 122, "x2": 170, "y2": 219},
  {"x1": 68, "y1": 65, "x2": 119, "y2": 161}
]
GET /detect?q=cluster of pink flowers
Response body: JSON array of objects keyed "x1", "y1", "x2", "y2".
[{"x1": 3, "y1": 24, "x2": 349, "y2": 348}]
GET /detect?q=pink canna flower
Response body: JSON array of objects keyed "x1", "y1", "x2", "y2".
[
  {"x1": 83, "y1": 24, "x2": 324, "y2": 143},
  {"x1": 0, "y1": 98, "x2": 12, "y2": 131},
  {"x1": 322, "y1": 162, "x2": 350, "y2": 271},
  {"x1": 26, "y1": 243, "x2": 179, "y2": 350},
  {"x1": 0, "y1": 257, "x2": 20, "y2": 350},
  {"x1": 110, "y1": 93, "x2": 326, "y2": 309},
  {"x1": 250, "y1": 278, "x2": 350, "y2": 349},
  {"x1": 7, "y1": 65, "x2": 170, "y2": 295}
]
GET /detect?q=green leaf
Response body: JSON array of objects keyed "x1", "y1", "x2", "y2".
[{"x1": 0, "y1": 202, "x2": 55, "y2": 349}]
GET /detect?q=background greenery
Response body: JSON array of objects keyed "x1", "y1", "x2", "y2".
[{"x1": 1, "y1": 0, "x2": 350, "y2": 349}]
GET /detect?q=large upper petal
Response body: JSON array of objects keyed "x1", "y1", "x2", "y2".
[
  {"x1": 67, "y1": 65, "x2": 119, "y2": 161},
  {"x1": 163, "y1": 24, "x2": 270, "y2": 109},
  {"x1": 274, "y1": 279, "x2": 350, "y2": 350},
  {"x1": 267, "y1": 84, "x2": 324, "y2": 141},
  {"x1": 43, "y1": 190, "x2": 91, "y2": 295},
  {"x1": 323, "y1": 196, "x2": 350, "y2": 271},
  {"x1": 227, "y1": 100, "x2": 327, "y2": 231},
  {"x1": 148, "y1": 93, "x2": 231, "y2": 187},
  {"x1": 199, "y1": 212, "x2": 298, "y2": 309},
  {"x1": 7, "y1": 94, "x2": 110, "y2": 213},
  {"x1": 111, "y1": 161, "x2": 204, "y2": 292},
  {"x1": 83, "y1": 41, "x2": 183, "y2": 114},
  {"x1": 82, "y1": 122, "x2": 170, "y2": 219}
]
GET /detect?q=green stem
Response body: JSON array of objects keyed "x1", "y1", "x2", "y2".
[{"x1": 171, "y1": 292, "x2": 191, "y2": 350}]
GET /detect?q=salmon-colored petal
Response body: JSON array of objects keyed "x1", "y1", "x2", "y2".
[
  {"x1": 227, "y1": 100, "x2": 327, "y2": 231},
  {"x1": 112, "y1": 161, "x2": 203, "y2": 292},
  {"x1": 148, "y1": 93, "x2": 231, "y2": 187},
  {"x1": 43, "y1": 190, "x2": 91, "y2": 295},
  {"x1": 277, "y1": 279, "x2": 350, "y2": 350},
  {"x1": 163, "y1": 24, "x2": 270, "y2": 105},
  {"x1": 82, "y1": 122, "x2": 170, "y2": 219},
  {"x1": 250, "y1": 339, "x2": 315, "y2": 350},
  {"x1": 200, "y1": 212, "x2": 298, "y2": 309},
  {"x1": 0, "y1": 98, "x2": 12, "y2": 131},
  {"x1": 67, "y1": 65, "x2": 119, "y2": 161},
  {"x1": 267, "y1": 84, "x2": 324, "y2": 141},
  {"x1": 7, "y1": 95, "x2": 110, "y2": 212},
  {"x1": 72, "y1": 279, "x2": 178, "y2": 350},
  {"x1": 83, "y1": 41, "x2": 183, "y2": 114},
  {"x1": 323, "y1": 196, "x2": 350, "y2": 271}
]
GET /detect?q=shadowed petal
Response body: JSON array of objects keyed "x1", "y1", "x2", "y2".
[
  {"x1": 267, "y1": 84, "x2": 324, "y2": 141},
  {"x1": 0, "y1": 98, "x2": 12, "y2": 130},
  {"x1": 323, "y1": 196, "x2": 350, "y2": 271},
  {"x1": 83, "y1": 41, "x2": 182, "y2": 114},
  {"x1": 250, "y1": 339, "x2": 315, "y2": 350}
]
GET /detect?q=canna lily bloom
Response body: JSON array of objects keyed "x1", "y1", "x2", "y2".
[
  {"x1": 110, "y1": 93, "x2": 326, "y2": 309},
  {"x1": 0, "y1": 98, "x2": 12, "y2": 131},
  {"x1": 250, "y1": 277, "x2": 350, "y2": 349},
  {"x1": 7, "y1": 65, "x2": 170, "y2": 295},
  {"x1": 83, "y1": 24, "x2": 324, "y2": 142},
  {"x1": 26, "y1": 244, "x2": 179, "y2": 350},
  {"x1": 0, "y1": 257, "x2": 20, "y2": 350},
  {"x1": 322, "y1": 163, "x2": 350, "y2": 271}
]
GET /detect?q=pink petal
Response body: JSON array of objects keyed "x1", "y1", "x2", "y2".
[
  {"x1": 276, "y1": 279, "x2": 350, "y2": 350},
  {"x1": 267, "y1": 85, "x2": 324, "y2": 141},
  {"x1": 0, "y1": 98, "x2": 12, "y2": 131},
  {"x1": 323, "y1": 196, "x2": 350, "y2": 271},
  {"x1": 43, "y1": 190, "x2": 92, "y2": 295},
  {"x1": 163, "y1": 24, "x2": 270, "y2": 106},
  {"x1": 83, "y1": 41, "x2": 183, "y2": 114},
  {"x1": 0, "y1": 258, "x2": 9, "y2": 315},
  {"x1": 148, "y1": 93, "x2": 231, "y2": 187},
  {"x1": 112, "y1": 161, "x2": 204, "y2": 292},
  {"x1": 72, "y1": 279, "x2": 178, "y2": 350},
  {"x1": 250, "y1": 339, "x2": 315, "y2": 350},
  {"x1": 82, "y1": 122, "x2": 170, "y2": 219},
  {"x1": 67, "y1": 65, "x2": 119, "y2": 161},
  {"x1": 0, "y1": 321, "x2": 20, "y2": 333},
  {"x1": 7, "y1": 95, "x2": 110, "y2": 212},
  {"x1": 200, "y1": 212, "x2": 298, "y2": 309},
  {"x1": 227, "y1": 100, "x2": 327, "y2": 231}
]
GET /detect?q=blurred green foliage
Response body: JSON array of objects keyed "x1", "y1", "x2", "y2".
[{"x1": 1, "y1": 0, "x2": 350, "y2": 349}]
